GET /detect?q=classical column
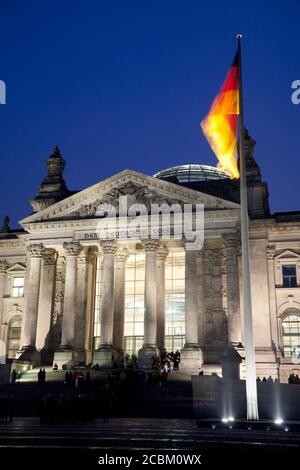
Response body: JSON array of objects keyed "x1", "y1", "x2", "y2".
[
  {"x1": 94, "y1": 240, "x2": 117, "y2": 367},
  {"x1": 60, "y1": 242, "x2": 82, "y2": 349},
  {"x1": 113, "y1": 248, "x2": 128, "y2": 354},
  {"x1": 266, "y1": 245, "x2": 278, "y2": 351},
  {"x1": 138, "y1": 240, "x2": 160, "y2": 368},
  {"x1": 181, "y1": 246, "x2": 203, "y2": 370},
  {"x1": 156, "y1": 246, "x2": 168, "y2": 353},
  {"x1": 223, "y1": 234, "x2": 241, "y2": 345},
  {"x1": 0, "y1": 260, "x2": 8, "y2": 363},
  {"x1": 35, "y1": 249, "x2": 57, "y2": 353},
  {"x1": 84, "y1": 250, "x2": 97, "y2": 365},
  {"x1": 21, "y1": 243, "x2": 44, "y2": 352},
  {"x1": 74, "y1": 248, "x2": 94, "y2": 363},
  {"x1": 197, "y1": 250, "x2": 205, "y2": 349}
]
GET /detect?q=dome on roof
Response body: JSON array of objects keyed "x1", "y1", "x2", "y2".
[{"x1": 153, "y1": 164, "x2": 230, "y2": 183}]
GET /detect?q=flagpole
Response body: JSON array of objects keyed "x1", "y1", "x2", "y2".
[{"x1": 237, "y1": 33, "x2": 259, "y2": 420}]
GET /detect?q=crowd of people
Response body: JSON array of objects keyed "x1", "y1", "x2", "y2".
[
  {"x1": 1, "y1": 350, "x2": 183, "y2": 424},
  {"x1": 257, "y1": 376, "x2": 279, "y2": 383},
  {"x1": 288, "y1": 373, "x2": 300, "y2": 384}
]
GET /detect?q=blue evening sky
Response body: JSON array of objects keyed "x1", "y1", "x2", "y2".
[{"x1": 0, "y1": 0, "x2": 299, "y2": 227}]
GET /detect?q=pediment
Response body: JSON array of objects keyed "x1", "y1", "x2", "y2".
[
  {"x1": 20, "y1": 169, "x2": 239, "y2": 226},
  {"x1": 276, "y1": 249, "x2": 300, "y2": 260},
  {"x1": 6, "y1": 263, "x2": 26, "y2": 273}
]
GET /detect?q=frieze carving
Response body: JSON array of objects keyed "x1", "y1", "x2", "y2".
[
  {"x1": 0, "y1": 260, "x2": 8, "y2": 273},
  {"x1": 204, "y1": 311, "x2": 228, "y2": 346},
  {"x1": 221, "y1": 248, "x2": 227, "y2": 275},
  {"x1": 50, "y1": 254, "x2": 66, "y2": 349},
  {"x1": 54, "y1": 290, "x2": 64, "y2": 303},
  {"x1": 28, "y1": 243, "x2": 44, "y2": 258},
  {"x1": 56, "y1": 256, "x2": 66, "y2": 281},
  {"x1": 66, "y1": 182, "x2": 183, "y2": 219}
]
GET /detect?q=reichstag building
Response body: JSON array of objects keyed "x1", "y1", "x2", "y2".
[{"x1": 0, "y1": 130, "x2": 299, "y2": 381}]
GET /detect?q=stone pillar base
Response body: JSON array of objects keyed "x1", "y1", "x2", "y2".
[
  {"x1": 72, "y1": 349, "x2": 86, "y2": 365},
  {"x1": 53, "y1": 350, "x2": 74, "y2": 370},
  {"x1": 180, "y1": 344, "x2": 203, "y2": 372},
  {"x1": 138, "y1": 345, "x2": 158, "y2": 369},
  {"x1": 17, "y1": 347, "x2": 41, "y2": 368},
  {"x1": 93, "y1": 347, "x2": 114, "y2": 368}
]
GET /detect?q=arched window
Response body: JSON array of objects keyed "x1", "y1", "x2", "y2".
[
  {"x1": 7, "y1": 316, "x2": 22, "y2": 359},
  {"x1": 282, "y1": 312, "x2": 300, "y2": 358}
]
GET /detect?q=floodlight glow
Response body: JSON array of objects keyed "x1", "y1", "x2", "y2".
[
  {"x1": 274, "y1": 418, "x2": 283, "y2": 425},
  {"x1": 221, "y1": 418, "x2": 229, "y2": 423},
  {"x1": 228, "y1": 416, "x2": 235, "y2": 422}
]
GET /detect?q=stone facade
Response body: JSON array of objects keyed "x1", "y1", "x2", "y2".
[{"x1": 0, "y1": 141, "x2": 300, "y2": 379}]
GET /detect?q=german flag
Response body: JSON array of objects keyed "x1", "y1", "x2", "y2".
[{"x1": 201, "y1": 52, "x2": 240, "y2": 179}]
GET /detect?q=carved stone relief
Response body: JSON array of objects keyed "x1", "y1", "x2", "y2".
[
  {"x1": 204, "y1": 248, "x2": 228, "y2": 348},
  {"x1": 50, "y1": 255, "x2": 66, "y2": 349}
]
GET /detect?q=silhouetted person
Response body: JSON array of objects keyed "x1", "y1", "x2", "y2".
[
  {"x1": 10, "y1": 369, "x2": 17, "y2": 384},
  {"x1": 38, "y1": 369, "x2": 43, "y2": 385},
  {"x1": 86, "y1": 371, "x2": 91, "y2": 384}
]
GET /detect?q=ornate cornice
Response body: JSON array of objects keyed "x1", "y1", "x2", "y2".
[{"x1": 63, "y1": 241, "x2": 82, "y2": 256}]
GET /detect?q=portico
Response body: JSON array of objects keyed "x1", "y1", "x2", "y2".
[
  {"x1": 2, "y1": 139, "x2": 295, "y2": 379},
  {"x1": 14, "y1": 164, "x2": 242, "y2": 370}
]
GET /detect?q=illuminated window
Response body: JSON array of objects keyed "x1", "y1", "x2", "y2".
[
  {"x1": 93, "y1": 257, "x2": 103, "y2": 350},
  {"x1": 7, "y1": 317, "x2": 22, "y2": 359},
  {"x1": 282, "y1": 313, "x2": 300, "y2": 358},
  {"x1": 11, "y1": 277, "x2": 24, "y2": 298},
  {"x1": 282, "y1": 265, "x2": 297, "y2": 288},
  {"x1": 124, "y1": 253, "x2": 145, "y2": 356},
  {"x1": 165, "y1": 251, "x2": 185, "y2": 352}
]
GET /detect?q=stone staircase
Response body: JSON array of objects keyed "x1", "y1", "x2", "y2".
[{"x1": 7, "y1": 367, "x2": 194, "y2": 418}]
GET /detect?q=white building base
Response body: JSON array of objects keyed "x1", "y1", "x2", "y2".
[
  {"x1": 53, "y1": 350, "x2": 74, "y2": 370},
  {"x1": 93, "y1": 347, "x2": 114, "y2": 368},
  {"x1": 138, "y1": 345, "x2": 158, "y2": 369},
  {"x1": 180, "y1": 345, "x2": 203, "y2": 372}
]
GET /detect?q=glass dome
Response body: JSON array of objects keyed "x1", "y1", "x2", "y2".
[{"x1": 153, "y1": 164, "x2": 230, "y2": 183}]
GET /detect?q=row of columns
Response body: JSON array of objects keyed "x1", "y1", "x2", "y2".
[
  {"x1": 21, "y1": 242, "x2": 93, "y2": 365},
  {"x1": 20, "y1": 232, "x2": 242, "y2": 368}
]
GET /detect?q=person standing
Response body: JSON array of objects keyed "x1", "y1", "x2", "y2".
[{"x1": 10, "y1": 369, "x2": 17, "y2": 384}]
